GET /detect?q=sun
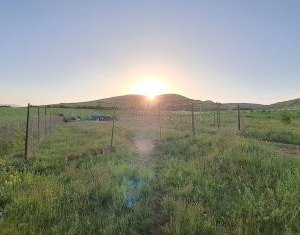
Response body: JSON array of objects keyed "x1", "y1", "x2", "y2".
[{"x1": 130, "y1": 75, "x2": 169, "y2": 100}]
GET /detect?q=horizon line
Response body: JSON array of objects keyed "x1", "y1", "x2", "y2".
[{"x1": 2, "y1": 93, "x2": 299, "y2": 107}]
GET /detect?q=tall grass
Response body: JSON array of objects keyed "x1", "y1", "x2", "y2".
[
  {"x1": 159, "y1": 134, "x2": 300, "y2": 234},
  {"x1": 1, "y1": 107, "x2": 299, "y2": 234},
  {"x1": 0, "y1": 122, "x2": 155, "y2": 234}
]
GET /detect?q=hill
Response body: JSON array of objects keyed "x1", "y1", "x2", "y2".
[
  {"x1": 269, "y1": 98, "x2": 300, "y2": 109},
  {"x1": 55, "y1": 94, "x2": 220, "y2": 110},
  {"x1": 224, "y1": 98, "x2": 300, "y2": 110},
  {"x1": 52, "y1": 95, "x2": 300, "y2": 111}
]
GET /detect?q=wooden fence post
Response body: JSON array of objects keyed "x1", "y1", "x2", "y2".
[{"x1": 24, "y1": 103, "x2": 30, "y2": 162}]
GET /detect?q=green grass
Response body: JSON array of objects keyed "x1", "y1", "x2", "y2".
[
  {"x1": 0, "y1": 122, "x2": 155, "y2": 234},
  {"x1": 159, "y1": 134, "x2": 300, "y2": 234},
  {"x1": 241, "y1": 110, "x2": 300, "y2": 144},
  {"x1": 0, "y1": 107, "x2": 112, "y2": 157},
  {"x1": 0, "y1": 107, "x2": 299, "y2": 234}
]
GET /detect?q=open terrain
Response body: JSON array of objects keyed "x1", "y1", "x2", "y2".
[
  {"x1": 52, "y1": 94, "x2": 300, "y2": 111},
  {"x1": 0, "y1": 98, "x2": 300, "y2": 234}
]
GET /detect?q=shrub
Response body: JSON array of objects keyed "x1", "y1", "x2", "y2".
[{"x1": 280, "y1": 110, "x2": 292, "y2": 124}]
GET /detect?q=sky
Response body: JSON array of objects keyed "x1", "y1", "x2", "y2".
[{"x1": 0, "y1": 0, "x2": 299, "y2": 105}]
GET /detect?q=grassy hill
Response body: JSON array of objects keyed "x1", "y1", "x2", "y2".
[
  {"x1": 224, "y1": 98, "x2": 300, "y2": 110},
  {"x1": 269, "y1": 98, "x2": 300, "y2": 109},
  {"x1": 65, "y1": 94, "x2": 148, "y2": 109},
  {"x1": 52, "y1": 94, "x2": 300, "y2": 111},
  {"x1": 55, "y1": 94, "x2": 220, "y2": 111}
]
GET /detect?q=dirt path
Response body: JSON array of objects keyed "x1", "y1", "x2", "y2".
[
  {"x1": 267, "y1": 141, "x2": 300, "y2": 155},
  {"x1": 128, "y1": 130, "x2": 166, "y2": 235},
  {"x1": 147, "y1": 154, "x2": 168, "y2": 235}
]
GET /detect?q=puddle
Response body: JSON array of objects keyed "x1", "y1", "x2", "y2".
[{"x1": 123, "y1": 177, "x2": 149, "y2": 208}]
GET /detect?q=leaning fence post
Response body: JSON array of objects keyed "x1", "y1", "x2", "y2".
[
  {"x1": 110, "y1": 106, "x2": 116, "y2": 148},
  {"x1": 24, "y1": 103, "x2": 30, "y2": 162}
]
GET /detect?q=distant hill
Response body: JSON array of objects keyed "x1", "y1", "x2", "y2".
[
  {"x1": 224, "y1": 98, "x2": 300, "y2": 110},
  {"x1": 0, "y1": 104, "x2": 20, "y2": 108},
  {"x1": 269, "y1": 98, "x2": 300, "y2": 109},
  {"x1": 223, "y1": 98, "x2": 300, "y2": 109},
  {"x1": 61, "y1": 94, "x2": 148, "y2": 109},
  {"x1": 55, "y1": 94, "x2": 220, "y2": 110},
  {"x1": 52, "y1": 94, "x2": 300, "y2": 111}
]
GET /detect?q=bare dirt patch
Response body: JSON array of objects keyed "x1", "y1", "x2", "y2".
[{"x1": 269, "y1": 142, "x2": 300, "y2": 155}]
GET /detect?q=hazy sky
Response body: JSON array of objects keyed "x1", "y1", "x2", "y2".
[{"x1": 1, "y1": 0, "x2": 299, "y2": 105}]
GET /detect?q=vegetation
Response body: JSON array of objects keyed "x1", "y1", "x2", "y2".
[
  {"x1": 57, "y1": 94, "x2": 300, "y2": 111},
  {"x1": 159, "y1": 134, "x2": 300, "y2": 234},
  {"x1": 280, "y1": 110, "x2": 293, "y2": 124},
  {"x1": 241, "y1": 109, "x2": 300, "y2": 145},
  {"x1": 0, "y1": 122, "x2": 154, "y2": 234},
  {"x1": 0, "y1": 106, "x2": 299, "y2": 234}
]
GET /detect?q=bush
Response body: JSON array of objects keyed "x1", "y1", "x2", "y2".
[{"x1": 280, "y1": 110, "x2": 292, "y2": 124}]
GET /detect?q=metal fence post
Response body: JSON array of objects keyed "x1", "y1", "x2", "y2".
[
  {"x1": 191, "y1": 103, "x2": 195, "y2": 137},
  {"x1": 110, "y1": 106, "x2": 116, "y2": 148},
  {"x1": 237, "y1": 105, "x2": 241, "y2": 131},
  {"x1": 24, "y1": 103, "x2": 30, "y2": 162}
]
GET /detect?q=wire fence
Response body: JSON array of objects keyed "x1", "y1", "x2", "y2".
[
  {"x1": 0, "y1": 104, "x2": 63, "y2": 161},
  {"x1": 112, "y1": 103, "x2": 245, "y2": 144},
  {"x1": 0, "y1": 101, "x2": 251, "y2": 162}
]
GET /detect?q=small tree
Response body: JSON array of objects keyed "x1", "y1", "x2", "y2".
[{"x1": 280, "y1": 110, "x2": 292, "y2": 124}]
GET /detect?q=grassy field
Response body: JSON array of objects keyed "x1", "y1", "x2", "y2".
[
  {"x1": 0, "y1": 122, "x2": 156, "y2": 234},
  {"x1": 159, "y1": 134, "x2": 300, "y2": 234},
  {"x1": 0, "y1": 107, "x2": 299, "y2": 234},
  {"x1": 241, "y1": 110, "x2": 300, "y2": 145}
]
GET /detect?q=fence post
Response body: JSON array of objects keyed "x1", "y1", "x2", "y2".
[
  {"x1": 37, "y1": 106, "x2": 40, "y2": 141},
  {"x1": 179, "y1": 111, "x2": 182, "y2": 123},
  {"x1": 159, "y1": 105, "x2": 162, "y2": 141},
  {"x1": 217, "y1": 104, "x2": 221, "y2": 129},
  {"x1": 237, "y1": 105, "x2": 241, "y2": 131},
  {"x1": 49, "y1": 112, "x2": 52, "y2": 134},
  {"x1": 110, "y1": 106, "x2": 116, "y2": 148},
  {"x1": 198, "y1": 109, "x2": 200, "y2": 128},
  {"x1": 214, "y1": 111, "x2": 216, "y2": 125},
  {"x1": 44, "y1": 107, "x2": 47, "y2": 136},
  {"x1": 24, "y1": 103, "x2": 30, "y2": 162},
  {"x1": 191, "y1": 103, "x2": 195, "y2": 137},
  {"x1": 218, "y1": 109, "x2": 221, "y2": 129}
]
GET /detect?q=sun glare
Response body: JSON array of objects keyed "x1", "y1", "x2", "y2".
[{"x1": 131, "y1": 76, "x2": 169, "y2": 100}]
